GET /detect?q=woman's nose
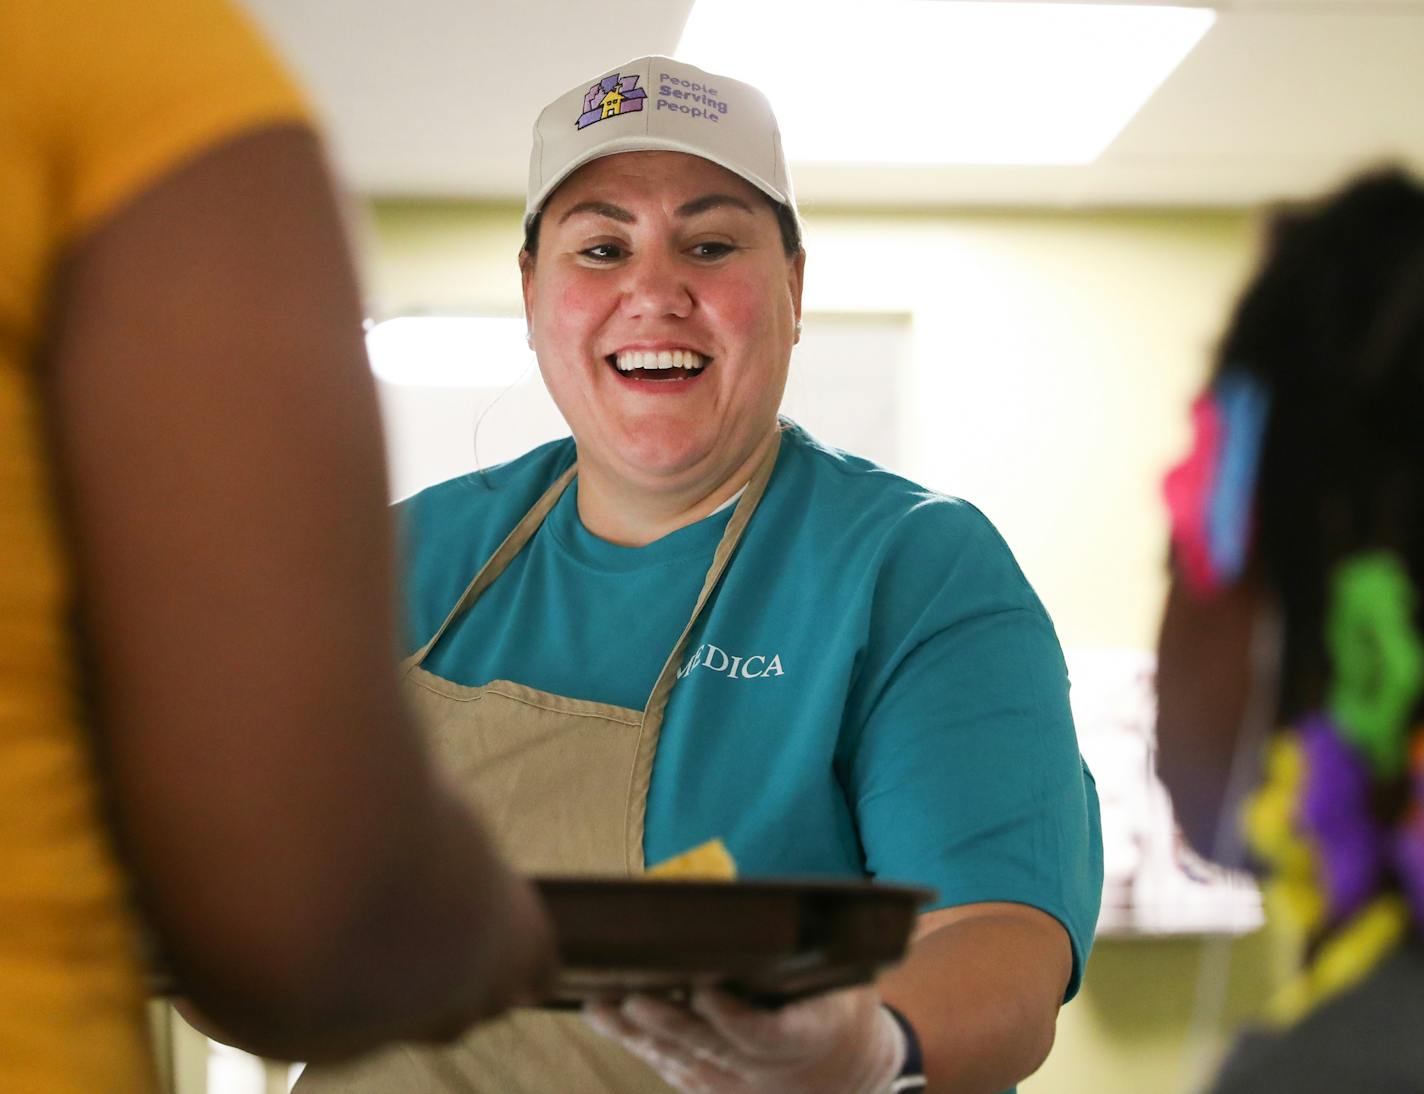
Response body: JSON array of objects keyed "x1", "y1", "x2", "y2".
[{"x1": 620, "y1": 251, "x2": 693, "y2": 320}]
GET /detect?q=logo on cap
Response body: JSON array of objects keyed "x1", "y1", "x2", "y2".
[{"x1": 576, "y1": 73, "x2": 647, "y2": 130}]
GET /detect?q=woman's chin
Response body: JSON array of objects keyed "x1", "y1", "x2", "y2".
[
  {"x1": 599, "y1": 420, "x2": 719, "y2": 480},
  {"x1": 579, "y1": 411, "x2": 771, "y2": 493},
  {"x1": 614, "y1": 443, "x2": 716, "y2": 488}
]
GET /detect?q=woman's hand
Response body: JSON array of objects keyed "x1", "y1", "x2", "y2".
[{"x1": 584, "y1": 984, "x2": 902, "y2": 1093}]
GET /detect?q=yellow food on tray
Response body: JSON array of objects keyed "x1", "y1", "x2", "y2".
[{"x1": 646, "y1": 838, "x2": 737, "y2": 880}]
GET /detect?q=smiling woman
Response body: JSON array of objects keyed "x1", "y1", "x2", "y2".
[
  {"x1": 294, "y1": 54, "x2": 1102, "y2": 1094},
  {"x1": 521, "y1": 150, "x2": 803, "y2": 546}
]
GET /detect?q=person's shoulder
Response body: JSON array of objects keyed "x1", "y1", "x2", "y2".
[
  {"x1": 775, "y1": 420, "x2": 1029, "y2": 589},
  {"x1": 394, "y1": 438, "x2": 576, "y2": 647},
  {"x1": 402, "y1": 438, "x2": 574, "y2": 512},
  {"x1": 397, "y1": 438, "x2": 576, "y2": 548},
  {"x1": 777, "y1": 420, "x2": 982, "y2": 515}
]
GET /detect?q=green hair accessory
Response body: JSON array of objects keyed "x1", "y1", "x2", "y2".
[{"x1": 1327, "y1": 551, "x2": 1424, "y2": 778}]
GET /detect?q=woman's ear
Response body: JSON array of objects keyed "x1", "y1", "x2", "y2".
[
  {"x1": 789, "y1": 249, "x2": 805, "y2": 343},
  {"x1": 519, "y1": 250, "x2": 536, "y2": 335}
]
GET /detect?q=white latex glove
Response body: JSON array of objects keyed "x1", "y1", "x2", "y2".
[{"x1": 583, "y1": 984, "x2": 904, "y2": 1094}]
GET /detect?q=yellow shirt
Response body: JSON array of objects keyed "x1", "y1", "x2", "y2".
[{"x1": 0, "y1": 2, "x2": 306, "y2": 1088}]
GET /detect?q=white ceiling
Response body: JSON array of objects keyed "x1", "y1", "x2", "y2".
[{"x1": 238, "y1": 0, "x2": 1424, "y2": 209}]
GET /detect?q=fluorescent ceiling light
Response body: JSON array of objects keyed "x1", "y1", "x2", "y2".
[
  {"x1": 366, "y1": 316, "x2": 534, "y2": 388},
  {"x1": 676, "y1": 1, "x2": 1215, "y2": 164}
]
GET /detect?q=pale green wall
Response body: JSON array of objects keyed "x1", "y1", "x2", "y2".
[
  {"x1": 359, "y1": 198, "x2": 1279, "y2": 1094},
  {"x1": 1028, "y1": 931, "x2": 1288, "y2": 1094}
]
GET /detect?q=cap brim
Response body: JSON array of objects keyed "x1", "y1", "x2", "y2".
[{"x1": 524, "y1": 136, "x2": 793, "y2": 231}]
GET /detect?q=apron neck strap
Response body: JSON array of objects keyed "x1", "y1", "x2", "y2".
[
  {"x1": 642, "y1": 428, "x2": 783, "y2": 724},
  {"x1": 408, "y1": 461, "x2": 578, "y2": 669}
]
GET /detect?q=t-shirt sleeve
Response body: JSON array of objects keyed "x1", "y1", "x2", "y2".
[
  {"x1": 845, "y1": 501, "x2": 1103, "y2": 1000},
  {"x1": 22, "y1": 0, "x2": 310, "y2": 245}
]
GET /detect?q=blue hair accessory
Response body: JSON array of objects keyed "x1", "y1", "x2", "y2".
[{"x1": 1206, "y1": 370, "x2": 1271, "y2": 584}]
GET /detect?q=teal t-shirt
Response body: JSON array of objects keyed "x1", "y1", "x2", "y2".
[{"x1": 398, "y1": 421, "x2": 1103, "y2": 1003}]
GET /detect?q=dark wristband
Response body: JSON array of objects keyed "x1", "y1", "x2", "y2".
[{"x1": 881, "y1": 1003, "x2": 927, "y2": 1091}]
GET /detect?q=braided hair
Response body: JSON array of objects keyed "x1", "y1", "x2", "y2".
[{"x1": 1216, "y1": 169, "x2": 1424, "y2": 725}]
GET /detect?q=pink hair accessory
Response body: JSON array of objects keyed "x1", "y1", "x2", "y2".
[{"x1": 1163, "y1": 393, "x2": 1224, "y2": 594}]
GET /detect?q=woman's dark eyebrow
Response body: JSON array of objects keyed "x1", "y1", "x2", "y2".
[
  {"x1": 558, "y1": 200, "x2": 635, "y2": 225},
  {"x1": 676, "y1": 194, "x2": 755, "y2": 218},
  {"x1": 556, "y1": 194, "x2": 754, "y2": 225}
]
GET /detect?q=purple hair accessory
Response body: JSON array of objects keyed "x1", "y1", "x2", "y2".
[{"x1": 1297, "y1": 713, "x2": 1387, "y2": 923}]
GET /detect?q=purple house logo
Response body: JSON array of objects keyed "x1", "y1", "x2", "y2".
[{"x1": 576, "y1": 73, "x2": 647, "y2": 130}]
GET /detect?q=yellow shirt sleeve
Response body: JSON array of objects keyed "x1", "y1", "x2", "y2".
[
  {"x1": 0, "y1": 5, "x2": 313, "y2": 1088},
  {"x1": 13, "y1": 0, "x2": 312, "y2": 245}
]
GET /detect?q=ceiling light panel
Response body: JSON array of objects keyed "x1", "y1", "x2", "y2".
[{"x1": 677, "y1": 1, "x2": 1217, "y2": 164}]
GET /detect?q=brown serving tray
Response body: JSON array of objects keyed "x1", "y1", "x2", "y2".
[{"x1": 532, "y1": 876, "x2": 933, "y2": 1008}]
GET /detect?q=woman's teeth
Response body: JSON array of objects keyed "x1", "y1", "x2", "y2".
[{"x1": 613, "y1": 349, "x2": 707, "y2": 373}]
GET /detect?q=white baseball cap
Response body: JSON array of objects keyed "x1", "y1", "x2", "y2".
[{"x1": 525, "y1": 55, "x2": 797, "y2": 230}]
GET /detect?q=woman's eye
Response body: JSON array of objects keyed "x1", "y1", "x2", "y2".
[
  {"x1": 580, "y1": 243, "x2": 625, "y2": 261},
  {"x1": 690, "y1": 241, "x2": 735, "y2": 259}
]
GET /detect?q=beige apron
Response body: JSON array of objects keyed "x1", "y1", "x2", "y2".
[{"x1": 295, "y1": 434, "x2": 780, "y2": 1094}]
